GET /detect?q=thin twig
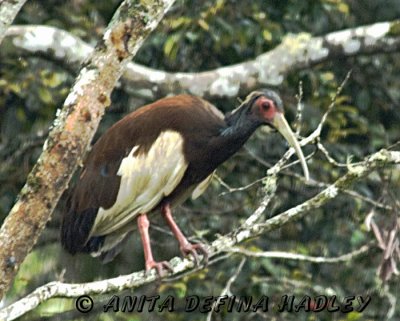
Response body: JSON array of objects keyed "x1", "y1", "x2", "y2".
[
  {"x1": 381, "y1": 284, "x2": 397, "y2": 319},
  {"x1": 206, "y1": 258, "x2": 246, "y2": 321},
  {"x1": 294, "y1": 81, "x2": 304, "y2": 135},
  {"x1": 316, "y1": 142, "x2": 348, "y2": 167},
  {"x1": 280, "y1": 149, "x2": 316, "y2": 171},
  {"x1": 262, "y1": 71, "x2": 351, "y2": 183},
  {"x1": 1, "y1": 150, "x2": 399, "y2": 321},
  {"x1": 387, "y1": 140, "x2": 400, "y2": 150},
  {"x1": 285, "y1": 169, "x2": 393, "y2": 210},
  {"x1": 218, "y1": 177, "x2": 266, "y2": 196},
  {"x1": 316, "y1": 70, "x2": 352, "y2": 136},
  {"x1": 244, "y1": 146, "x2": 273, "y2": 167},
  {"x1": 253, "y1": 276, "x2": 338, "y2": 297},
  {"x1": 214, "y1": 174, "x2": 233, "y2": 192},
  {"x1": 226, "y1": 243, "x2": 373, "y2": 263}
]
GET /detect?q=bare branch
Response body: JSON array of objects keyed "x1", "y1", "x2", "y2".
[
  {"x1": 314, "y1": 70, "x2": 352, "y2": 138},
  {"x1": 255, "y1": 276, "x2": 338, "y2": 297},
  {"x1": 294, "y1": 81, "x2": 304, "y2": 135},
  {"x1": 316, "y1": 142, "x2": 348, "y2": 167},
  {"x1": 381, "y1": 284, "x2": 397, "y2": 319},
  {"x1": 5, "y1": 21, "x2": 400, "y2": 99},
  {"x1": 0, "y1": 0, "x2": 176, "y2": 300},
  {"x1": 0, "y1": 0, "x2": 27, "y2": 45},
  {"x1": 206, "y1": 258, "x2": 246, "y2": 321},
  {"x1": 257, "y1": 154, "x2": 394, "y2": 211},
  {"x1": 315, "y1": 177, "x2": 393, "y2": 210},
  {"x1": 226, "y1": 243, "x2": 372, "y2": 263},
  {"x1": 0, "y1": 149, "x2": 399, "y2": 321},
  {"x1": 259, "y1": 71, "x2": 352, "y2": 184}
]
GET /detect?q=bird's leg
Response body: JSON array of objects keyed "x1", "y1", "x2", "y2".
[
  {"x1": 137, "y1": 213, "x2": 172, "y2": 276},
  {"x1": 161, "y1": 203, "x2": 208, "y2": 266}
]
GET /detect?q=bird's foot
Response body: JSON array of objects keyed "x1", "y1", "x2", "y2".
[
  {"x1": 145, "y1": 260, "x2": 173, "y2": 277},
  {"x1": 180, "y1": 242, "x2": 208, "y2": 266}
]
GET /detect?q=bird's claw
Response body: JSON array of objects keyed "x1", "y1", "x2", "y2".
[
  {"x1": 145, "y1": 260, "x2": 173, "y2": 277},
  {"x1": 180, "y1": 243, "x2": 208, "y2": 267}
]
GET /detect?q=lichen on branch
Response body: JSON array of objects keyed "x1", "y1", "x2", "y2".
[
  {"x1": 0, "y1": 0, "x2": 176, "y2": 301},
  {"x1": 0, "y1": 148, "x2": 398, "y2": 321},
  {"x1": 5, "y1": 20, "x2": 400, "y2": 99}
]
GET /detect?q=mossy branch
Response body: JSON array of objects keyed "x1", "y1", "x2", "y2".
[
  {"x1": 0, "y1": 0, "x2": 176, "y2": 301},
  {"x1": 1, "y1": 149, "x2": 399, "y2": 321},
  {"x1": 5, "y1": 20, "x2": 400, "y2": 99}
]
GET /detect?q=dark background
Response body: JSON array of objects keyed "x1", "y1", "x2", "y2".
[{"x1": 0, "y1": 1, "x2": 399, "y2": 320}]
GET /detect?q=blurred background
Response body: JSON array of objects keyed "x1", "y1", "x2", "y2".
[{"x1": 0, "y1": 0, "x2": 399, "y2": 320}]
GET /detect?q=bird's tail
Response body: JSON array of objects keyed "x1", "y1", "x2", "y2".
[
  {"x1": 89, "y1": 232, "x2": 130, "y2": 263},
  {"x1": 61, "y1": 204, "x2": 129, "y2": 263},
  {"x1": 60, "y1": 205, "x2": 98, "y2": 255}
]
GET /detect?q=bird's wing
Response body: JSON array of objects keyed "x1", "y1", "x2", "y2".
[
  {"x1": 90, "y1": 130, "x2": 188, "y2": 236},
  {"x1": 191, "y1": 171, "x2": 215, "y2": 200}
]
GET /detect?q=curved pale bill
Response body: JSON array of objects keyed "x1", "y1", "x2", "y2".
[{"x1": 273, "y1": 113, "x2": 310, "y2": 181}]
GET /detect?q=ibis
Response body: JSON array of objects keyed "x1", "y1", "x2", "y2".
[{"x1": 61, "y1": 89, "x2": 309, "y2": 275}]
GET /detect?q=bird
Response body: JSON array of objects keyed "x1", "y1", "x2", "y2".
[{"x1": 61, "y1": 89, "x2": 309, "y2": 275}]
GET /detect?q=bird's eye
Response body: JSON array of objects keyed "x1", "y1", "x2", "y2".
[{"x1": 262, "y1": 102, "x2": 270, "y2": 110}]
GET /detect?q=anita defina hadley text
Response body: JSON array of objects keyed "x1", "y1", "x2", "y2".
[{"x1": 76, "y1": 294, "x2": 371, "y2": 314}]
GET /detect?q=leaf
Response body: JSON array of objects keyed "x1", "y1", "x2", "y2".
[
  {"x1": 350, "y1": 230, "x2": 366, "y2": 247},
  {"x1": 169, "y1": 17, "x2": 191, "y2": 30},
  {"x1": 38, "y1": 87, "x2": 53, "y2": 104},
  {"x1": 321, "y1": 72, "x2": 335, "y2": 82},
  {"x1": 337, "y1": 3, "x2": 349, "y2": 14},
  {"x1": 163, "y1": 33, "x2": 181, "y2": 60},
  {"x1": 262, "y1": 29, "x2": 272, "y2": 41},
  {"x1": 185, "y1": 31, "x2": 199, "y2": 42},
  {"x1": 346, "y1": 311, "x2": 362, "y2": 321},
  {"x1": 41, "y1": 72, "x2": 67, "y2": 88},
  {"x1": 198, "y1": 19, "x2": 210, "y2": 31},
  {"x1": 159, "y1": 282, "x2": 187, "y2": 298},
  {"x1": 8, "y1": 82, "x2": 22, "y2": 94}
]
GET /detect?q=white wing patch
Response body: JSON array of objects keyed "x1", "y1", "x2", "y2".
[
  {"x1": 91, "y1": 130, "x2": 188, "y2": 236},
  {"x1": 191, "y1": 171, "x2": 214, "y2": 200}
]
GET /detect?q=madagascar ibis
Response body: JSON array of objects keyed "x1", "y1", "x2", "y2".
[{"x1": 61, "y1": 89, "x2": 309, "y2": 275}]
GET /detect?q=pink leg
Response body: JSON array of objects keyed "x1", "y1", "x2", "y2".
[
  {"x1": 161, "y1": 203, "x2": 208, "y2": 265},
  {"x1": 137, "y1": 213, "x2": 172, "y2": 276}
]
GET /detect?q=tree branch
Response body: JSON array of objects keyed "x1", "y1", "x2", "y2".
[
  {"x1": 212, "y1": 149, "x2": 400, "y2": 252},
  {"x1": 5, "y1": 20, "x2": 400, "y2": 99},
  {"x1": 225, "y1": 243, "x2": 372, "y2": 263},
  {"x1": 0, "y1": 0, "x2": 27, "y2": 45},
  {"x1": 0, "y1": 149, "x2": 399, "y2": 321},
  {"x1": 0, "y1": 0, "x2": 176, "y2": 300}
]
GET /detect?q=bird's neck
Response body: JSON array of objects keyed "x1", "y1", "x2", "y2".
[
  {"x1": 210, "y1": 107, "x2": 261, "y2": 164},
  {"x1": 220, "y1": 106, "x2": 260, "y2": 140}
]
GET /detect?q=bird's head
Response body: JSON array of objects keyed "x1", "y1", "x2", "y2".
[{"x1": 242, "y1": 89, "x2": 310, "y2": 181}]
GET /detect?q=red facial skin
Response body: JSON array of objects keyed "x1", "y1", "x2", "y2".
[{"x1": 255, "y1": 96, "x2": 279, "y2": 122}]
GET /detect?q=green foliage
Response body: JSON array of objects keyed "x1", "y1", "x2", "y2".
[{"x1": 1, "y1": 0, "x2": 400, "y2": 320}]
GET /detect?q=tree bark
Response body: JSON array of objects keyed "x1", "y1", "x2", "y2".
[
  {"x1": 5, "y1": 20, "x2": 400, "y2": 99},
  {"x1": 0, "y1": 0, "x2": 27, "y2": 45},
  {"x1": 0, "y1": 0, "x2": 176, "y2": 300}
]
